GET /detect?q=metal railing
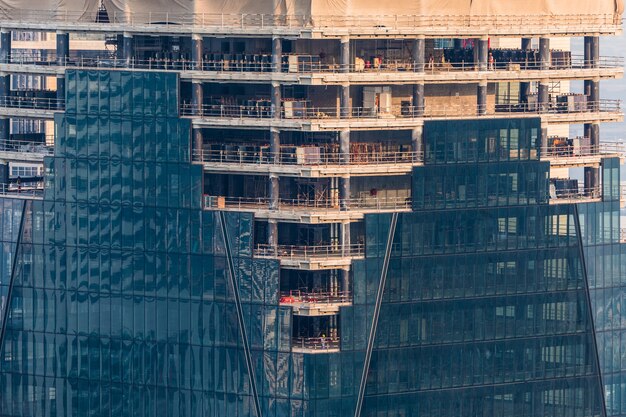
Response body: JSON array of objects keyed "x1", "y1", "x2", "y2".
[
  {"x1": 0, "y1": 183, "x2": 43, "y2": 197},
  {"x1": 0, "y1": 10, "x2": 620, "y2": 31},
  {"x1": 543, "y1": 142, "x2": 625, "y2": 158},
  {"x1": 0, "y1": 139, "x2": 53, "y2": 156},
  {"x1": 0, "y1": 96, "x2": 63, "y2": 110},
  {"x1": 4, "y1": 53, "x2": 622, "y2": 74},
  {"x1": 280, "y1": 290, "x2": 351, "y2": 304},
  {"x1": 550, "y1": 186, "x2": 601, "y2": 201},
  {"x1": 203, "y1": 195, "x2": 412, "y2": 211},
  {"x1": 292, "y1": 336, "x2": 340, "y2": 351},
  {"x1": 182, "y1": 100, "x2": 622, "y2": 120},
  {"x1": 255, "y1": 243, "x2": 364, "y2": 259},
  {"x1": 193, "y1": 149, "x2": 423, "y2": 166}
]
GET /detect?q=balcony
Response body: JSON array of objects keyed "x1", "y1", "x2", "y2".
[
  {"x1": 280, "y1": 290, "x2": 351, "y2": 316},
  {"x1": 2, "y1": 53, "x2": 620, "y2": 85},
  {"x1": 542, "y1": 142, "x2": 625, "y2": 168},
  {"x1": 194, "y1": 148, "x2": 422, "y2": 176},
  {"x1": 291, "y1": 336, "x2": 340, "y2": 353},
  {"x1": 255, "y1": 243, "x2": 364, "y2": 269},
  {"x1": 0, "y1": 10, "x2": 620, "y2": 38},
  {"x1": 0, "y1": 139, "x2": 53, "y2": 162},
  {"x1": 0, "y1": 95, "x2": 62, "y2": 119},
  {"x1": 203, "y1": 195, "x2": 412, "y2": 222},
  {"x1": 0, "y1": 184, "x2": 43, "y2": 200},
  {"x1": 549, "y1": 185, "x2": 601, "y2": 204},
  {"x1": 186, "y1": 100, "x2": 623, "y2": 130}
]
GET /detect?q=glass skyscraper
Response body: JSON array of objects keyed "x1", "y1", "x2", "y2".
[{"x1": 0, "y1": 3, "x2": 622, "y2": 417}]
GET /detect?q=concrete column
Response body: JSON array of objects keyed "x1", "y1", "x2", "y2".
[
  {"x1": 56, "y1": 31, "x2": 69, "y2": 66},
  {"x1": 0, "y1": 29, "x2": 10, "y2": 64},
  {"x1": 538, "y1": 81, "x2": 549, "y2": 112},
  {"x1": 477, "y1": 81, "x2": 487, "y2": 115},
  {"x1": 271, "y1": 81, "x2": 281, "y2": 118},
  {"x1": 193, "y1": 129, "x2": 203, "y2": 160},
  {"x1": 191, "y1": 34, "x2": 203, "y2": 70},
  {"x1": 539, "y1": 37, "x2": 550, "y2": 70},
  {"x1": 520, "y1": 38, "x2": 532, "y2": 101},
  {"x1": 412, "y1": 83, "x2": 424, "y2": 116},
  {"x1": 272, "y1": 37, "x2": 282, "y2": 72},
  {"x1": 270, "y1": 128, "x2": 280, "y2": 163},
  {"x1": 339, "y1": 129, "x2": 350, "y2": 210},
  {"x1": 411, "y1": 126, "x2": 423, "y2": 159},
  {"x1": 269, "y1": 173, "x2": 279, "y2": 210},
  {"x1": 453, "y1": 38, "x2": 463, "y2": 50},
  {"x1": 0, "y1": 71, "x2": 8, "y2": 138},
  {"x1": 340, "y1": 36, "x2": 350, "y2": 73},
  {"x1": 584, "y1": 35, "x2": 599, "y2": 68},
  {"x1": 0, "y1": 160, "x2": 7, "y2": 191},
  {"x1": 584, "y1": 122, "x2": 600, "y2": 192},
  {"x1": 341, "y1": 267, "x2": 351, "y2": 296},
  {"x1": 340, "y1": 221, "x2": 351, "y2": 256},
  {"x1": 340, "y1": 83, "x2": 350, "y2": 118},
  {"x1": 192, "y1": 80, "x2": 203, "y2": 115},
  {"x1": 122, "y1": 32, "x2": 133, "y2": 67},
  {"x1": 268, "y1": 219, "x2": 278, "y2": 249},
  {"x1": 56, "y1": 75, "x2": 65, "y2": 109},
  {"x1": 478, "y1": 36, "x2": 488, "y2": 71},
  {"x1": 413, "y1": 36, "x2": 425, "y2": 72}
]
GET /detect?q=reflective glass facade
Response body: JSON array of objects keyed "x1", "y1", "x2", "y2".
[{"x1": 0, "y1": 70, "x2": 622, "y2": 417}]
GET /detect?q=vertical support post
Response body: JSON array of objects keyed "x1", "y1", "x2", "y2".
[
  {"x1": 191, "y1": 34, "x2": 203, "y2": 70},
  {"x1": 538, "y1": 80, "x2": 549, "y2": 112},
  {"x1": 340, "y1": 83, "x2": 350, "y2": 118},
  {"x1": 478, "y1": 36, "x2": 488, "y2": 71},
  {"x1": 272, "y1": 36, "x2": 282, "y2": 72},
  {"x1": 584, "y1": 122, "x2": 600, "y2": 193},
  {"x1": 413, "y1": 36, "x2": 425, "y2": 72},
  {"x1": 123, "y1": 32, "x2": 133, "y2": 67},
  {"x1": 539, "y1": 37, "x2": 550, "y2": 70},
  {"x1": 340, "y1": 220, "x2": 351, "y2": 258},
  {"x1": 270, "y1": 128, "x2": 280, "y2": 163},
  {"x1": 0, "y1": 160, "x2": 7, "y2": 189},
  {"x1": 453, "y1": 38, "x2": 463, "y2": 50},
  {"x1": 411, "y1": 126, "x2": 423, "y2": 159},
  {"x1": 268, "y1": 219, "x2": 278, "y2": 249},
  {"x1": 56, "y1": 75, "x2": 65, "y2": 109},
  {"x1": 340, "y1": 36, "x2": 350, "y2": 73},
  {"x1": 56, "y1": 31, "x2": 69, "y2": 66},
  {"x1": 269, "y1": 173, "x2": 279, "y2": 210},
  {"x1": 341, "y1": 267, "x2": 350, "y2": 297},
  {"x1": 193, "y1": 129, "x2": 203, "y2": 161},
  {"x1": 412, "y1": 82, "x2": 424, "y2": 116},
  {"x1": 339, "y1": 129, "x2": 350, "y2": 210},
  {"x1": 0, "y1": 29, "x2": 11, "y2": 64},
  {"x1": 192, "y1": 80, "x2": 203, "y2": 115},
  {"x1": 0, "y1": 72, "x2": 9, "y2": 140},
  {"x1": 520, "y1": 37, "x2": 532, "y2": 102},
  {"x1": 584, "y1": 35, "x2": 599, "y2": 68},
  {"x1": 477, "y1": 81, "x2": 487, "y2": 115},
  {"x1": 472, "y1": 38, "x2": 479, "y2": 68},
  {"x1": 271, "y1": 81, "x2": 281, "y2": 118}
]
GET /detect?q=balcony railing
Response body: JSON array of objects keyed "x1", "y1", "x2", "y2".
[
  {"x1": 182, "y1": 100, "x2": 622, "y2": 120},
  {"x1": 203, "y1": 195, "x2": 412, "y2": 211},
  {"x1": 0, "y1": 139, "x2": 53, "y2": 156},
  {"x1": 279, "y1": 290, "x2": 351, "y2": 305},
  {"x1": 255, "y1": 243, "x2": 364, "y2": 259},
  {"x1": 543, "y1": 142, "x2": 625, "y2": 158},
  {"x1": 0, "y1": 96, "x2": 63, "y2": 110},
  {"x1": 292, "y1": 336, "x2": 340, "y2": 351},
  {"x1": 550, "y1": 186, "x2": 601, "y2": 202},
  {"x1": 193, "y1": 149, "x2": 423, "y2": 166},
  {"x1": 0, "y1": 9, "x2": 620, "y2": 32},
  {"x1": 5, "y1": 53, "x2": 622, "y2": 74},
  {"x1": 0, "y1": 183, "x2": 43, "y2": 197}
]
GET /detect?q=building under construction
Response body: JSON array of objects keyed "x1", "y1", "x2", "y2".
[{"x1": 0, "y1": 1, "x2": 623, "y2": 416}]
